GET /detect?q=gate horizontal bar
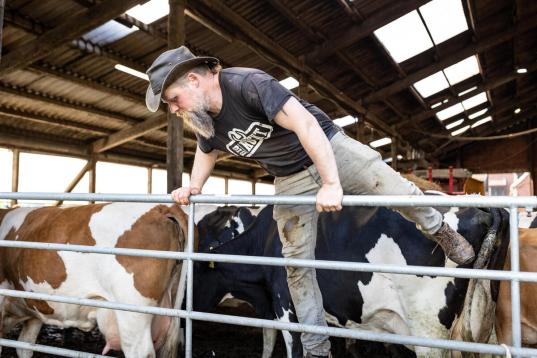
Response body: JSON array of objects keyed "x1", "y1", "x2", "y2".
[
  {"x1": 0, "y1": 240, "x2": 535, "y2": 282},
  {"x1": 1, "y1": 192, "x2": 536, "y2": 208},
  {"x1": 0, "y1": 288, "x2": 534, "y2": 356},
  {"x1": 0, "y1": 338, "x2": 107, "y2": 357}
]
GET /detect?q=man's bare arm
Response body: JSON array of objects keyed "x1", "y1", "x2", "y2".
[
  {"x1": 172, "y1": 146, "x2": 219, "y2": 205},
  {"x1": 273, "y1": 97, "x2": 343, "y2": 212}
]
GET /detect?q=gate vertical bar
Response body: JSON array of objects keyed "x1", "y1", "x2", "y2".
[
  {"x1": 510, "y1": 207, "x2": 521, "y2": 355},
  {"x1": 186, "y1": 203, "x2": 195, "y2": 358}
]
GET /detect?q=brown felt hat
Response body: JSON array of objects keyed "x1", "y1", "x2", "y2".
[{"x1": 145, "y1": 46, "x2": 219, "y2": 112}]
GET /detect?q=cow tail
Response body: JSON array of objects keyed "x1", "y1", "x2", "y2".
[
  {"x1": 157, "y1": 204, "x2": 191, "y2": 358},
  {"x1": 457, "y1": 208, "x2": 507, "y2": 354}
]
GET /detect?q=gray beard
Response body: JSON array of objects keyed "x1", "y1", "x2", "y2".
[
  {"x1": 179, "y1": 96, "x2": 215, "y2": 139},
  {"x1": 188, "y1": 109, "x2": 215, "y2": 139}
]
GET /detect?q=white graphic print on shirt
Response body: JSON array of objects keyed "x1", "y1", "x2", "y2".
[{"x1": 226, "y1": 122, "x2": 273, "y2": 157}]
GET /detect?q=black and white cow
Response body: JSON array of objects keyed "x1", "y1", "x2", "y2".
[
  {"x1": 193, "y1": 204, "x2": 510, "y2": 358},
  {"x1": 519, "y1": 210, "x2": 537, "y2": 228}
]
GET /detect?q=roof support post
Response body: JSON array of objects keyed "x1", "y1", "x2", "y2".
[
  {"x1": 88, "y1": 156, "x2": 97, "y2": 204},
  {"x1": 167, "y1": 0, "x2": 186, "y2": 193},
  {"x1": 530, "y1": 118, "x2": 536, "y2": 196},
  {"x1": 11, "y1": 149, "x2": 19, "y2": 207},
  {"x1": 148, "y1": 167, "x2": 153, "y2": 194}
]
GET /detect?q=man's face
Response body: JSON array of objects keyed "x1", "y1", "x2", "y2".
[{"x1": 163, "y1": 79, "x2": 215, "y2": 139}]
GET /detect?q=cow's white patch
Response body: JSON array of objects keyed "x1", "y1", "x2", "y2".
[
  {"x1": 89, "y1": 202, "x2": 161, "y2": 247},
  {"x1": 226, "y1": 214, "x2": 245, "y2": 235},
  {"x1": 519, "y1": 211, "x2": 537, "y2": 229},
  {"x1": 358, "y1": 234, "x2": 454, "y2": 357},
  {"x1": 0, "y1": 207, "x2": 37, "y2": 241},
  {"x1": 443, "y1": 207, "x2": 460, "y2": 232},
  {"x1": 276, "y1": 307, "x2": 294, "y2": 358},
  {"x1": 218, "y1": 292, "x2": 235, "y2": 305},
  {"x1": 262, "y1": 328, "x2": 277, "y2": 358}
]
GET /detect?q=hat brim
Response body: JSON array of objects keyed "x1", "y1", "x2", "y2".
[{"x1": 145, "y1": 56, "x2": 219, "y2": 113}]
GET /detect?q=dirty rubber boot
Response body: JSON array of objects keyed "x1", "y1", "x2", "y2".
[{"x1": 431, "y1": 222, "x2": 475, "y2": 265}]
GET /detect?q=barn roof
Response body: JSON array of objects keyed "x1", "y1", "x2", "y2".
[{"x1": 1, "y1": 0, "x2": 536, "y2": 179}]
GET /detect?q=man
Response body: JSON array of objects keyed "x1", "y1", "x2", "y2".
[{"x1": 145, "y1": 46, "x2": 475, "y2": 358}]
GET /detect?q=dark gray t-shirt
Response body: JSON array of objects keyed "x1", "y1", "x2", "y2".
[{"x1": 197, "y1": 67, "x2": 339, "y2": 177}]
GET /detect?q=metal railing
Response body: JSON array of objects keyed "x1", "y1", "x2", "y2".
[{"x1": 0, "y1": 192, "x2": 536, "y2": 358}]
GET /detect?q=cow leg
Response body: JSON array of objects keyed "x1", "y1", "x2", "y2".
[
  {"x1": 261, "y1": 327, "x2": 277, "y2": 358},
  {"x1": 16, "y1": 319, "x2": 42, "y2": 358},
  {"x1": 114, "y1": 310, "x2": 155, "y2": 358}
]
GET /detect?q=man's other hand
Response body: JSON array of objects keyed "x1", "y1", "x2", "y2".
[
  {"x1": 316, "y1": 182, "x2": 343, "y2": 212},
  {"x1": 171, "y1": 186, "x2": 201, "y2": 205}
]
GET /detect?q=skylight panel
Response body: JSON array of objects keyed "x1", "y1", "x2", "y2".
[
  {"x1": 413, "y1": 71, "x2": 450, "y2": 97},
  {"x1": 458, "y1": 86, "x2": 478, "y2": 96},
  {"x1": 333, "y1": 115, "x2": 358, "y2": 128},
  {"x1": 126, "y1": 0, "x2": 168, "y2": 24},
  {"x1": 451, "y1": 125, "x2": 470, "y2": 136},
  {"x1": 471, "y1": 116, "x2": 492, "y2": 128},
  {"x1": 462, "y1": 92, "x2": 487, "y2": 110},
  {"x1": 374, "y1": 11, "x2": 433, "y2": 63},
  {"x1": 444, "y1": 56, "x2": 480, "y2": 85},
  {"x1": 420, "y1": 0, "x2": 468, "y2": 44},
  {"x1": 279, "y1": 77, "x2": 299, "y2": 90},
  {"x1": 370, "y1": 137, "x2": 392, "y2": 148},
  {"x1": 115, "y1": 64, "x2": 149, "y2": 81},
  {"x1": 83, "y1": 20, "x2": 138, "y2": 46},
  {"x1": 445, "y1": 119, "x2": 464, "y2": 130},
  {"x1": 468, "y1": 108, "x2": 488, "y2": 119},
  {"x1": 436, "y1": 103, "x2": 464, "y2": 120}
]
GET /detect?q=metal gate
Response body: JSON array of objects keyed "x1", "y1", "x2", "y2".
[{"x1": 0, "y1": 192, "x2": 537, "y2": 357}]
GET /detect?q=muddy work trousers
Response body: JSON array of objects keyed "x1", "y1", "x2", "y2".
[{"x1": 273, "y1": 131, "x2": 443, "y2": 356}]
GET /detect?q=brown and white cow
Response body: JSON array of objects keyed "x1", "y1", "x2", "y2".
[
  {"x1": 0, "y1": 202, "x2": 188, "y2": 358},
  {"x1": 495, "y1": 228, "x2": 537, "y2": 347}
]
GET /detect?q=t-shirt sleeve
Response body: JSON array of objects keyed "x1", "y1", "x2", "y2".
[
  {"x1": 196, "y1": 134, "x2": 214, "y2": 153},
  {"x1": 241, "y1": 72, "x2": 295, "y2": 122}
]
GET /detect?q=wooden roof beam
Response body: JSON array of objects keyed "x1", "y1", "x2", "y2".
[
  {"x1": 465, "y1": 91, "x2": 537, "y2": 128},
  {"x1": 306, "y1": 0, "x2": 431, "y2": 65},
  {"x1": 443, "y1": 86, "x2": 537, "y2": 128},
  {"x1": 192, "y1": 0, "x2": 396, "y2": 139},
  {"x1": 362, "y1": 16, "x2": 537, "y2": 104},
  {"x1": 397, "y1": 63, "x2": 537, "y2": 129},
  {"x1": 418, "y1": 87, "x2": 537, "y2": 149},
  {"x1": 0, "y1": 0, "x2": 147, "y2": 76},
  {"x1": 0, "y1": 106, "x2": 168, "y2": 151},
  {"x1": 91, "y1": 116, "x2": 169, "y2": 153},
  {"x1": 437, "y1": 106, "x2": 537, "y2": 157},
  {"x1": 3, "y1": 9, "x2": 151, "y2": 105},
  {"x1": 31, "y1": 63, "x2": 146, "y2": 104},
  {"x1": 0, "y1": 81, "x2": 147, "y2": 128},
  {"x1": 4, "y1": 7, "x2": 146, "y2": 72},
  {"x1": 266, "y1": 0, "x2": 408, "y2": 124}
]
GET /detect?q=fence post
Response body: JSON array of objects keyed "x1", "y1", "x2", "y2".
[
  {"x1": 186, "y1": 203, "x2": 195, "y2": 358},
  {"x1": 509, "y1": 207, "x2": 521, "y2": 356}
]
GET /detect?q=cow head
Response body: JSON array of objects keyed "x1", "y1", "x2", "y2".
[{"x1": 193, "y1": 206, "x2": 274, "y2": 318}]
